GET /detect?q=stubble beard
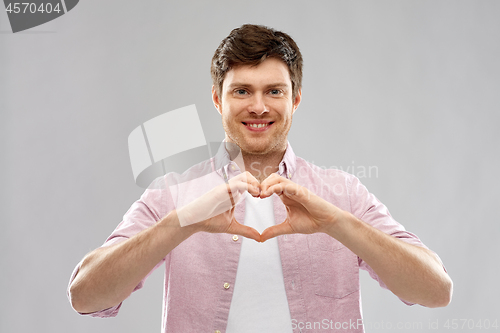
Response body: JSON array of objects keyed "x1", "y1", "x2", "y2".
[{"x1": 221, "y1": 109, "x2": 291, "y2": 157}]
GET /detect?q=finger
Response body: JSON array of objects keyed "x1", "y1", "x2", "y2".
[
  {"x1": 259, "y1": 183, "x2": 284, "y2": 198},
  {"x1": 225, "y1": 183, "x2": 236, "y2": 207},
  {"x1": 227, "y1": 182, "x2": 257, "y2": 203},
  {"x1": 262, "y1": 177, "x2": 305, "y2": 198},
  {"x1": 270, "y1": 182, "x2": 311, "y2": 204},
  {"x1": 260, "y1": 173, "x2": 285, "y2": 192},
  {"x1": 260, "y1": 174, "x2": 305, "y2": 199},
  {"x1": 229, "y1": 172, "x2": 261, "y2": 197},
  {"x1": 239, "y1": 171, "x2": 262, "y2": 196},
  {"x1": 227, "y1": 219, "x2": 261, "y2": 242},
  {"x1": 260, "y1": 221, "x2": 295, "y2": 242}
]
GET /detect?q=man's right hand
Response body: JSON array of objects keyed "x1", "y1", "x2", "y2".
[
  {"x1": 177, "y1": 171, "x2": 261, "y2": 242},
  {"x1": 69, "y1": 172, "x2": 261, "y2": 314}
]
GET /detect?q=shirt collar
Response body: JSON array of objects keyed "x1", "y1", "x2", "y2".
[
  {"x1": 213, "y1": 141, "x2": 297, "y2": 181},
  {"x1": 279, "y1": 142, "x2": 296, "y2": 180}
]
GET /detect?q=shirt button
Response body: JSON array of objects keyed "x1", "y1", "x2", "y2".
[
  {"x1": 223, "y1": 282, "x2": 230, "y2": 289},
  {"x1": 215, "y1": 331, "x2": 221, "y2": 333},
  {"x1": 231, "y1": 164, "x2": 236, "y2": 170},
  {"x1": 287, "y1": 172, "x2": 292, "y2": 179},
  {"x1": 232, "y1": 235, "x2": 239, "y2": 242}
]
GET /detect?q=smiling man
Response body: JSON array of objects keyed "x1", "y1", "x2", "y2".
[
  {"x1": 215, "y1": 56, "x2": 299, "y2": 162},
  {"x1": 68, "y1": 24, "x2": 452, "y2": 333}
]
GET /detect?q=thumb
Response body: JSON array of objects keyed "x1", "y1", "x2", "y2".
[
  {"x1": 227, "y1": 218, "x2": 261, "y2": 242},
  {"x1": 260, "y1": 221, "x2": 295, "y2": 243}
]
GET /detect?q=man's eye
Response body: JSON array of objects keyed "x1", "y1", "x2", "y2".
[
  {"x1": 269, "y1": 89, "x2": 282, "y2": 95},
  {"x1": 235, "y1": 89, "x2": 247, "y2": 95}
]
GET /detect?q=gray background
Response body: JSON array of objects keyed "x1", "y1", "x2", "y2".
[{"x1": 1, "y1": 0, "x2": 499, "y2": 332}]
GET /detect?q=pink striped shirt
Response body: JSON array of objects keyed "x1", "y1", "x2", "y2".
[{"x1": 68, "y1": 143, "x2": 434, "y2": 332}]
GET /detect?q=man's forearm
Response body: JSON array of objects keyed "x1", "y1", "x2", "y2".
[
  {"x1": 326, "y1": 211, "x2": 453, "y2": 308},
  {"x1": 69, "y1": 210, "x2": 197, "y2": 314}
]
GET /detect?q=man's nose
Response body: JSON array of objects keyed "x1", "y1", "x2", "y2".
[{"x1": 248, "y1": 94, "x2": 269, "y2": 115}]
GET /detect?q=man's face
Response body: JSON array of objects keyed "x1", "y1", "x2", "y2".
[{"x1": 212, "y1": 57, "x2": 301, "y2": 156}]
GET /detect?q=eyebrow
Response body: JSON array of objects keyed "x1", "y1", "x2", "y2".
[{"x1": 227, "y1": 82, "x2": 290, "y2": 90}]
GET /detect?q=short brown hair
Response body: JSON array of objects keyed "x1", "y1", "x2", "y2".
[{"x1": 211, "y1": 24, "x2": 303, "y2": 99}]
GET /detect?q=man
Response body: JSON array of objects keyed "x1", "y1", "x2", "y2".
[{"x1": 68, "y1": 24, "x2": 452, "y2": 332}]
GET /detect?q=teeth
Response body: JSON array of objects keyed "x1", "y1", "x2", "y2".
[{"x1": 248, "y1": 123, "x2": 270, "y2": 128}]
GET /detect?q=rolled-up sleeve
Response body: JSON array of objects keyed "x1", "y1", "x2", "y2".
[
  {"x1": 348, "y1": 175, "x2": 446, "y2": 305},
  {"x1": 67, "y1": 177, "x2": 173, "y2": 317}
]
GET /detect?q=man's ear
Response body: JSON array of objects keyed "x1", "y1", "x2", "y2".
[
  {"x1": 292, "y1": 88, "x2": 302, "y2": 114},
  {"x1": 212, "y1": 85, "x2": 222, "y2": 115}
]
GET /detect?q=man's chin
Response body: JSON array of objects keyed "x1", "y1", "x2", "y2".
[
  {"x1": 237, "y1": 144, "x2": 267, "y2": 155},
  {"x1": 239, "y1": 141, "x2": 282, "y2": 156},
  {"x1": 226, "y1": 134, "x2": 286, "y2": 156}
]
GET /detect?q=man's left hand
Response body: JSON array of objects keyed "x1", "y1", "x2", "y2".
[{"x1": 259, "y1": 173, "x2": 344, "y2": 242}]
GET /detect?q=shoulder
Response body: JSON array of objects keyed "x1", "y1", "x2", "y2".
[
  {"x1": 150, "y1": 157, "x2": 216, "y2": 188},
  {"x1": 293, "y1": 157, "x2": 360, "y2": 211},
  {"x1": 294, "y1": 156, "x2": 357, "y2": 185}
]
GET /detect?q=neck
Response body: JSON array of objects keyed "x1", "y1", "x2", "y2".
[
  {"x1": 241, "y1": 148, "x2": 286, "y2": 182},
  {"x1": 223, "y1": 139, "x2": 288, "y2": 182}
]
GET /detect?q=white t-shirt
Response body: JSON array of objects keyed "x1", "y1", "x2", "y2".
[{"x1": 226, "y1": 194, "x2": 293, "y2": 332}]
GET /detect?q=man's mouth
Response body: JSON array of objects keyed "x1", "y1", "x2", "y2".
[{"x1": 243, "y1": 122, "x2": 273, "y2": 128}]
